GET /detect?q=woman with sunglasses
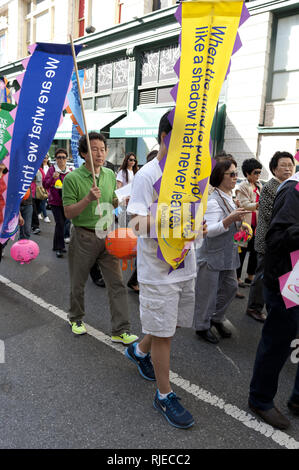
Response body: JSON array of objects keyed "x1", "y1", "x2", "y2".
[
  {"x1": 44, "y1": 148, "x2": 72, "y2": 258},
  {"x1": 117, "y1": 153, "x2": 139, "y2": 292},
  {"x1": 193, "y1": 158, "x2": 250, "y2": 344},
  {"x1": 235, "y1": 158, "x2": 263, "y2": 288},
  {"x1": 116, "y1": 152, "x2": 138, "y2": 189}
]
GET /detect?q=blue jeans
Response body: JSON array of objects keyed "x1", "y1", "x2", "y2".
[
  {"x1": 249, "y1": 285, "x2": 299, "y2": 410},
  {"x1": 39, "y1": 199, "x2": 47, "y2": 218},
  {"x1": 19, "y1": 204, "x2": 33, "y2": 239}
]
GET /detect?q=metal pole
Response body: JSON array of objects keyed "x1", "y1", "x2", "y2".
[{"x1": 69, "y1": 34, "x2": 97, "y2": 187}]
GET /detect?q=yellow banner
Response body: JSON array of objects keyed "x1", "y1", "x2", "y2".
[{"x1": 156, "y1": 0, "x2": 244, "y2": 269}]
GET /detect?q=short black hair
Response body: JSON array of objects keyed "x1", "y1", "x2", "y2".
[
  {"x1": 214, "y1": 150, "x2": 234, "y2": 162},
  {"x1": 241, "y1": 158, "x2": 262, "y2": 177},
  {"x1": 269, "y1": 151, "x2": 294, "y2": 175},
  {"x1": 55, "y1": 148, "x2": 68, "y2": 158},
  {"x1": 78, "y1": 132, "x2": 107, "y2": 157},
  {"x1": 210, "y1": 158, "x2": 237, "y2": 188},
  {"x1": 146, "y1": 150, "x2": 158, "y2": 162},
  {"x1": 158, "y1": 111, "x2": 172, "y2": 145}
]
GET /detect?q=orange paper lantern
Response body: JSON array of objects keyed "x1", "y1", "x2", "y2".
[{"x1": 105, "y1": 228, "x2": 137, "y2": 270}]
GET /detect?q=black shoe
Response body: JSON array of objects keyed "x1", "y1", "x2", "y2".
[
  {"x1": 32, "y1": 228, "x2": 41, "y2": 235},
  {"x1": 56, "y1": 250, "x2": 63, "y2": 258},
  {"x1": 196, "y1": 328, "x2": 219, "y2": 344},
  {"x1": 211, "y1": 321, "x2": 232, "y2": 338},
  {"x1": 248, "y1": 402, "x2": 290, "y2": 430},
  {"x1": 245, "y1": 278, "x2": 252, "y2": 285},
  {"x1": 62, "y1": 248, "x2": 67, "y2": 253},
  {"x1": 93, "y1": 277, "x2": 105, "y2": 288},
  {"x1": 287, "y1": 400, "x2": 299, "y2": 415}
]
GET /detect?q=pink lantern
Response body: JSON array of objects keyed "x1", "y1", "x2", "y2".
[{"x1": 10, "y1": 239, "x2": 39, "y2": 264}]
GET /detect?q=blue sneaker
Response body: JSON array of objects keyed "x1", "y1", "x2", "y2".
[
  {"x1": 125, "y1": 342, "x2": 156, "y2": 381},
  {"x1": 153, "y1": 391, "x2": 194, "y2": 429}
]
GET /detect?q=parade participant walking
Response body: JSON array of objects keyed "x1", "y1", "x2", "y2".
[
  {"x1": 235, "y1": 158, "x2": 262, "y2": 287},
  {"x1": 117, "y1": 152, "x2": 139, "y2": 293},
  {"x1": 248, "y1": 171, "x2": 299, "y2": 430},
  {"x1": 62, "y1": 131, "x2": 138, "y2": 344},
  {"x1": 126, "y1": 113, "x2": 198, "y2": 429},
  {"x1": 246, "y1": 151, "x2": 295, "y2": 322},
  {"x1": 38, "y1": 155, "x2": 51, "y2": 223},
  {"x1": 193, "y1": 159, "x2": 250, "y2": 344},
  {"x1": 116, "y1": 152, "x2": 138, "y2": 189},
  {"x1": 44, "y1": 148, "x2": 72, "y2": 258}
]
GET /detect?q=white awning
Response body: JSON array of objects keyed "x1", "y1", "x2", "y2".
[{"x1": 54, "y1": 111, "x2": 126, "y2": 140}]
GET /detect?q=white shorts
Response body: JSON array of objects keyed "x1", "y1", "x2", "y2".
[{"x1": 139, "y1": 279, "x2": 195, "y2": 337}]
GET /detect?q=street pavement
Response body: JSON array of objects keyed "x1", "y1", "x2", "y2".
[{"x1": 0, "y1": 218, "x2": 299, "y2": 450}]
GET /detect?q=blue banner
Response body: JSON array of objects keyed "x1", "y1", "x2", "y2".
[
  {"x1": 0, "y1": 42, "x2": 82, "y2": 242},
  {"x1": 68, "y1": 69, "x2": 85, "y2": 135},
  {"x1": 71, "y1": 123, "x2": 84, "y2": 168}
]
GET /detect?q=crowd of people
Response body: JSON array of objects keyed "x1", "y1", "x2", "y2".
[{"x1": 0, "y1": 110, "x2": 298, "y2": 433}]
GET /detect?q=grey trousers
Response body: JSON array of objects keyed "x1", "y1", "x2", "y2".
[
  {"x1": 193, "y1": 261, "x2": 238, "y2": 331},
  {"x1": 247, "y1": 253, "x2": 265, "y2": 313},
  {"x1": 68, "y1": 226, "x2": 131, "y2": 336}
]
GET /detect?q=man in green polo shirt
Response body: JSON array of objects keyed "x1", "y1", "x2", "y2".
[{"x1": 62, "y1": 131, "x2": 138, "y2": 344}]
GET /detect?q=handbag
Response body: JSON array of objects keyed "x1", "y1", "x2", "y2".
[{"x1": 35, "y1": 185, "x2": 48, "y2": 200}]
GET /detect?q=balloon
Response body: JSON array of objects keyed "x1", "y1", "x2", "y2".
[
  {"x1": 105, "y1": 228, "x2": 137, "y2": 270},
  {"x1": 10, "y1": 239, "x2": 39, "y2": 264}
]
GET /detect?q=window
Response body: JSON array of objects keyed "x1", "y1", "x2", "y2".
[
  {"x1": 83, "y1": 65, "x2": 95, "y2": 94},
  {"x1": 0, "y1": 34, "x2": 6, "y2": 67},
  {"x1": 83, "y1": 98, "x2": 93, "y2": 110},
  {"x1": 139, "y1": 44, "x2": 179, "y2": 105},
  {"x1": 116, "y1": 1, "x2": 124, "y2": 24},
  {"x1": 35, "y1": 11, "x2": 50, "y2": 42},
  {"x1": 96, "y1": 58, "x2": 128, "y2": 110},
  {"x1": 271, "y1": 14, "x2": 299, "y2": 101},
  {"x1": 153, "y1": 0, "x2": 161, "y2": 11},
  {"x1": 96, "y1": 58, "x2": 129, "y2": 92},
  {"x1": 24, "y1": 0, "x2": 54, "y2": 53},
  {"x1": 141, "y1": 45, "x2": 179, "y2": 85},
  {"x1": 152, "y1": 0, "x2": 175, "y2": 10},
  {"x1": 78, "y1": 0, "x2": 85, "y2": 37}
]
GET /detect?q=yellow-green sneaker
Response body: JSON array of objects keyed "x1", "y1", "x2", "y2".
[
  {"x1": 69, "y1": 320, "x2": 87, "y2": 335},
  {"x1": 111, "y1": 332, "x2": 138, "y2": 345}
]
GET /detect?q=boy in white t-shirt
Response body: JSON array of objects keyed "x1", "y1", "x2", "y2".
[{"x1": 126, "y1": 112, "x2": 199, "y2": 429}]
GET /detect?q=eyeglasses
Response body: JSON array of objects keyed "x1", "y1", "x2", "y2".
[
  {"x1": 128, "y1": 158, "x2": 136, "y2": 162},
  {"x1": 224, "y1": 171, "x2": 238, "y2": 178},
  {"x1": 253, "y1": 170, "x2": 262, "y2": 175},
  {"x1": 56, "y1": 156, "x2": 67, "y2": 160}
]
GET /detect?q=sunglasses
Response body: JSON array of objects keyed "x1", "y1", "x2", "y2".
[
  {"x1": 253, "y1": 170, "x2": 262, "y2": 175},
  {"x1": 56, "y1": 156, "x2": 67, "y2": 160},
  {"x1": 224, "y1": 171, "x2": 238, "y2": 178},
  {"x1": 128, "y1": 158, "x2": 136, "y2": 162}
]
